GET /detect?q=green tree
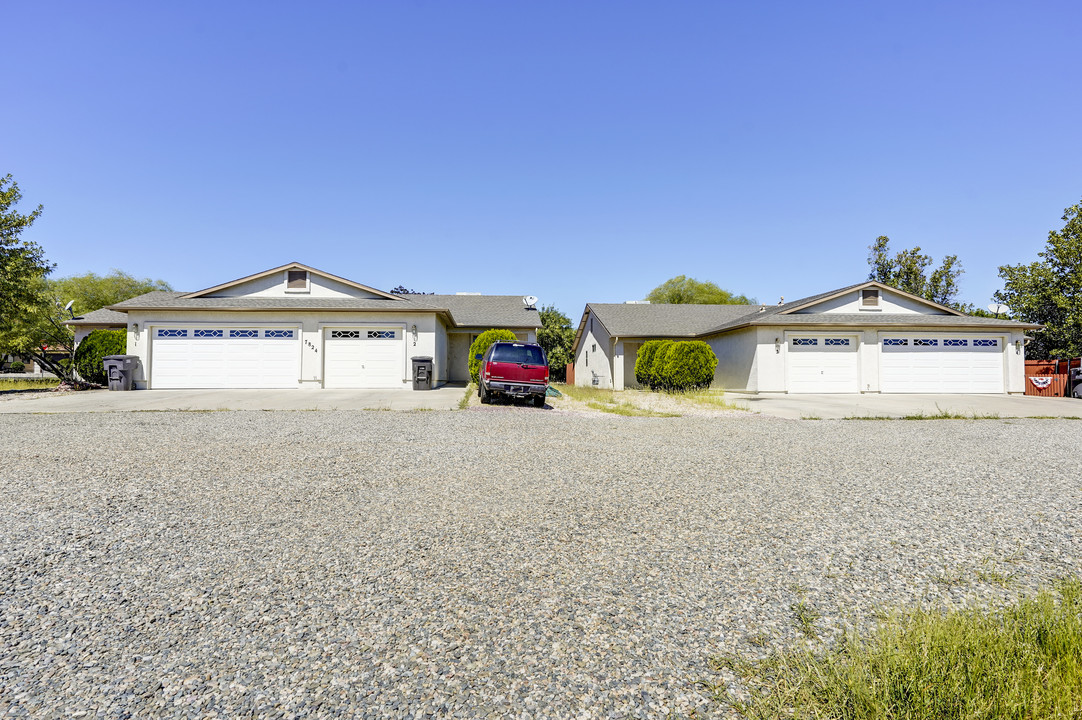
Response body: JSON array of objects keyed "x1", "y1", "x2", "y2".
[
  {"x1": 645, "y1": 276, "x2": 755, "y2": 305},
  {"x1": 867, "y1": 236, "x2": 964, "y2": 307},
  {"x1": 995, "y1": 199, "x2": 1082, "y2": 359},
  {"x1": 536, "y1": 305, "x2": 574, "y2": 382},
  {"x1": 0, "y1": 174, "x2": 51, "y2": 325},
  {"x1": 51, "y1": 269, "x2": 172, "y2": 316},
  {"x1": 0, "y1": 269, "x2": 171, "y2": 380}
]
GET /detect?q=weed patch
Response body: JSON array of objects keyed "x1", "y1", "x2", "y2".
[{"x1": 713, "y1": 579, "x2": 1082, "y2": 720}]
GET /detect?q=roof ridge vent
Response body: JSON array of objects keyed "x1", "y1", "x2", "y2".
[{"x1": 455, "y1": 292, "x2": 482, "y2": 295}]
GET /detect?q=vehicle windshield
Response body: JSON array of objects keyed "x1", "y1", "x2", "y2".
[{"x1": 491, "y1": 344, "x2": 545, "y2": 365}]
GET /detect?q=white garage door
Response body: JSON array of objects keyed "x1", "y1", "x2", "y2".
[
  {"x1": 880, "y1": 335, "x2": 1004, "y2": 393},
  {"x1": 151, "y1": 327, "x2": 299, "y2": 389},
  {"x1": 787, "y1": 335, "x2": 860, "y2": 393},
  {"x1": 323, "y1": 328, "x2": 405, "y2": 389}
]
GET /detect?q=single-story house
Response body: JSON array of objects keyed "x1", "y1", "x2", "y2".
[
  {"x1": 572, "y1": 281, "x2": 1041, "y2": 394},
  {"x1": 101, "y1": 262, "x2": 542, "y2": 390},
  {"x1": 66, "y1": 308, "x2": 129, "y2": 347}
]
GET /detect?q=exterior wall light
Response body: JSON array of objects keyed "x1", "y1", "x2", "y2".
[
  {"x1": 411, "y1": 324, "x2": 418, "y2": 346},
  {"x1": 775, "y1": 337, "x2": 781, "y2": 354}
]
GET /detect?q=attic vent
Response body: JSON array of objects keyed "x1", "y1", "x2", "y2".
[
  {"x1": 287, "y1": 270, "x2": 308, "y2": 290},
  {"x1": 862, "y1": 289, "x2": 880, "y2": 307}
]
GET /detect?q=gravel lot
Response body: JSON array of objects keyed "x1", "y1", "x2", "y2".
[{"x1": 1, "y1": 409, "x2": 1080, "y2": 718}]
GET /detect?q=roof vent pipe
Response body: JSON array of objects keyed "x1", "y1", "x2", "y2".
[
  {"x1": 778, "y1": 297, "x2": 784, "y2": 305},
  {"x1": 759, "y1": 305, "x2": 766, "y2": 313}
]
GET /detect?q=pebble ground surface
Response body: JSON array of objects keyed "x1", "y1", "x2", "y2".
[{"x1": 1, "y1": 408, "x2": 1080, "y2": 718}]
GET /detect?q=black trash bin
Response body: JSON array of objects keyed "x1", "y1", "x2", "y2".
[
  {"x1": 103, "y1": 355, "x2": 140, "y2": 391},
  {"x1": 411, "y1": 356, "x2": 434, "y2": 390}
]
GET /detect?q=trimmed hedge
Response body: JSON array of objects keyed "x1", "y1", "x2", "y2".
[
  {"x1": 658, "y1": 340, "x2": 717, "y2": 390},
  {"x1": 635, "y1": 339, "x2": 717, "y2": 391},
  {"x1": 74, "y1": 329, "x2": 127, "y2": 385},
  {"x1": 635, "y1": 340, "x2": 665, "y2": 387},
  {"x1": 468, "y1": 329, "x2": 519, "y2": 383}
]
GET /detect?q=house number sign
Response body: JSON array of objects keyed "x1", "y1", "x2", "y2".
[{"x1": 305, "y1": 339, "x2": 318, "y2": 352}]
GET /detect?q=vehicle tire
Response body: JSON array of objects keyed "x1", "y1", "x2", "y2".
[
  {"x1": 532, "y1": 394, "x2": 545, "y2": 408},
  {"x1": 479, "y1": 382, "x2": 491, "y2": 404}
]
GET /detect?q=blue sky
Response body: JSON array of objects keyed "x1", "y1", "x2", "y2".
[{"x1": 4, "y1": 1, "x2": 1080, "y2": 316}]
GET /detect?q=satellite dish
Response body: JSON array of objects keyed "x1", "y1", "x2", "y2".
[
  {"x1": 987, "y1": 303, "x2": 1010, "y2": 316},
  {"x1": 64, "y1": 300, "x2": 75, "y2": 312},
  {"x1": 522, "y1": 295, "x2": 538, "y2": 309}
]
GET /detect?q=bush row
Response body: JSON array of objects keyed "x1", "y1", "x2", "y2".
[{"x1": 634, "y1": 339, "x2": 717, "y2": 391}]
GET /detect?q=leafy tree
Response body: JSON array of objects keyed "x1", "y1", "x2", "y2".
[
  {"x1": 995, "y1": 200, "x2": 1082, "y2": 359},
  {"x1": 645, "y1": 276, "x2": 755, "y2": 305},
  {"x1": 536, "y1": 305, "x2": 574, "y2": 382},
  {"x1": 0, "y1": 174, "x2": 51, "y2": 326},
  {"x1": 389, "y1": 285, "x2": 431, "y2": 295},
  {"x1": 0, "y1": 269, "x2": 171, "y2": 380},
  {"x1": 51, "y1": 269, "x2": 172, "y2": 316},
  {"x1": 867, "y1": 236, "x2": 964, "y2": 307}
]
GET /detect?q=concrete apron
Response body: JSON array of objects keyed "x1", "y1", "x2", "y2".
[
  {"x1": 725, "y1": 392, "x2": 1082, "y2": 420},
  {"x1": 0, "y1": 385, "x2": 467, "y2": 413}
]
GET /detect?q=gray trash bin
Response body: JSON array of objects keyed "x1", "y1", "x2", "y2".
[
  {"x1": 103, "y1": 355, "x2": 140, "y2": 391},
  {"x1": 411, "y1": 356, "x2": 434, "y2": 390}
]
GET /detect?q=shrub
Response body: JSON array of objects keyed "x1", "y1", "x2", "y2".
[
  {"x1": 658, "y1": 341, "x2": 717, "y2": 391},
  {"x1": 74, "y1": 329, "x2": 127, "y2": 385},
  {"x1": 647, "y1": 340, "x2": 675, "y2": 389},
  {"x1": 635, "y1": 340, "x2": 666, "y2": 387},
  {"x1": 9, "y1": 361, "x2": 25, "y2": 373},
  {"x1": 468, "y1": 329, "x2": 519, "y2": 383}
]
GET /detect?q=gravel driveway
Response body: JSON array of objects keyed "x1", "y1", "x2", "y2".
[{"x1": 1, "y1": 410, "x2": 1080, "y2": 718}]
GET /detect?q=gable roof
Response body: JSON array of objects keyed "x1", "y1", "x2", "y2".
[
  {"x1": 572, "y1": 302, "x2": 757, "y2": 353},
  {"x1": 63, "y1": 308, "x2": 129, "y2": 327},
  {"x1": 573, "y1": 281, "x2": 1041, "y2": 352},
  {"x1": 107, "y1": 291, "x2": 542, "y2": 329},
  {"x1": 181, "y1": 262, "x2": 401, "y2": 301}
]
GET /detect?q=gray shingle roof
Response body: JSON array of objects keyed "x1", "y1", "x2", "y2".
[
  {"x1": 64, "y1": 308, "x2": 129, "y2": 326},
  {"x1": 708, "y1": 312, "x2": 1042, "y2": 332},
  {"x1": 586, "y1": 303, "x2": 758, "y2": 337},
  {"x1": 108, "y1": 292, "x2": 542, "y2": 329}
]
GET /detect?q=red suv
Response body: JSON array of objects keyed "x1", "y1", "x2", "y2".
[{"x1": 478, "y1": 342, "x2": 549, "y2": 407}]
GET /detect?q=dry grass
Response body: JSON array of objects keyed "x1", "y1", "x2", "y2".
[{"x1": 0, "y1": 377, "x2": 61, "y2": 392}]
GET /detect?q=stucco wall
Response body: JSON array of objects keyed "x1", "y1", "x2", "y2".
[
  {"x1": 213, "y1": 271, "x2": 385, "y2": 299},
  {"x1": 574, "y1": 313, "x2": 612, "y2": 387},
  {"x1": 703, "y1": 328, "x2": 758, "y2": 391},
  {"x1": 800, "y1": 289, "x2": 949, "y2": 315}
]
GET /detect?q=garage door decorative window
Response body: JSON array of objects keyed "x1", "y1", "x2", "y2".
[
  {"x1": 331, "y1": 330, "x2": 361, "y2": 339},
  {"x1": 884, "y1": 338, "x2": 907, "y2": 346},
  {"x1": 194, "y1": 329, "x2": 224, "y2": 338},
  {"x1": 913, "y1": 338, "x2": 937, "y2": 346},
  {"x1": 944, "y1": 339, "x2": 967, "y2": 347},
  {"x1": 265, "y1": 330, "x2": 294, "y2": 338},
  {"x1": 157, "y1": 329, "x2": 186, "y2": 338},
  {"x1": 792, "y1": 338, "x2": 817, "y2": 346},
  {"x1": 824, "y1": 338, "x2": 850, "y2": 346},
  {"x1": 367, "y1": 330, "x2": 395, "y2": 339},
  {"x1": 974, "y1": 339, "x2": 998, "y2": 347},
  {"x1": 230, "y1": 330, "x2": 258, "y2": 338}
]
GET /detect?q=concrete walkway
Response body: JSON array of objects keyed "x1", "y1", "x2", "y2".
[
  {"x1": 725, "y1": 392, "x2": 1082, "y2": 420},
  {"x1": 0, "y1": 385, "x2": 468, "y2": 413}
]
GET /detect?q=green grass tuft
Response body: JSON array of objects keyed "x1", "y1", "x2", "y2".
[
  {"x1": 716, "y1": 578, "x2": 1082, "y2": 720},
  {"x1": 459, "y1": 384, "x2": 474, "y2": 410},
  {"x1": 584, "y1": 400, "x2": 679, "y2": 417},
  {"x1": 0, "y1": 377, "x2": 60, "y2": 391}
]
